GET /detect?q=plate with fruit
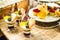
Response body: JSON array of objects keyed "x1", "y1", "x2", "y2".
[{"x1": 28, "y1": 3, "x2": 60, "y2": 22}]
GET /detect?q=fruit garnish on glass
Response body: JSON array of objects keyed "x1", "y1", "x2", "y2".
[
  {"x1": 19, "y1": 21, "x2": 28, "y2": 29},
  {"x1": 22, "y1": 16, "x2": 28, "y2": 21},
  {"x1": 8, "y1": 18, "x2": 11, "y2": 21},
  {"x1": 49, "y1": 8, "x2": 55, "y2": 16},
  {"x1": 49, "y1": 8, "x2": 55, "y2": 13},
  {"x1": 4, "y1": 16, "x2": 11, "y2": 22},
  {"x1": 38, "y1": 4, "x2": 49, "y2": 19}
]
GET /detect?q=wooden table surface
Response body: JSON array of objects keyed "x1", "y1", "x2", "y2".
[
  {"x1": 0, "y1": 19, "x2": 30, "y2": 40},
  {"x1": 0, "y1": 19, "x2": 60, "y2": 40}
]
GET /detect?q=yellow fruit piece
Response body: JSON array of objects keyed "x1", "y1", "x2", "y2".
[
  {"x1": 37, "y1": 12, "x2": 46, "y2": 19},
  {"x1": 58, "y1": 12, "x2": 60, "y2": 16},
  {"x1": 33, "y1": 12, "x2": 37, "y2": 16},
  {"x1": 36, "y1": 3, "x2": 49, "y2": 19},
  {"x1": 56, "y1": 12, "x2": 60, "y2": 16},
  {"x1": 15, "y1": 11, "x2": 19, "y2": 15},
  {"x1": 19, "y1": 21, "x2": 28, "y2": 27},
  {"x1": 55, "y1": 9, "x2": 60, "y2": 17},
  {"x1": 4, "y1": 16, "x2": 11, "y2": 20},
  {"x1": 50, "y1": 12, "x2": 55, "y2": 16},
  {"x1": 37, "y1": 8, "x2": 48, "y2": 19}
]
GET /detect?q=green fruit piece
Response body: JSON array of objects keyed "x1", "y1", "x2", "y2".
[{"x1": 50, "y1": 12, "x2": 55, "y2": 16}]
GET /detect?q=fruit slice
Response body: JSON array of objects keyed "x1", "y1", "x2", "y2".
[
  {"x1": 55, "y1": 9, "x2": 60, "y2": 16},
  {"x1": 57, "y1": 12, "x2": 60, "y2": 16},
  {"x1": 14, "y1": 11, "x2": 19, "y2": 15},
  {"x1": 33, "y1": 9, "x2": 40, "y2": 16},
  {"x1": 19, "y1": 21, "x2": 28, "y2": 28},
  {"x1": 33, "y1": 12, "x2": 37, "y2": 16},
  {"x1": 37, "y1": 12, "x2": 46, "y2": 19},
  {"x1": 4, "y1": 16, "x2": 11, "y2": 20}
]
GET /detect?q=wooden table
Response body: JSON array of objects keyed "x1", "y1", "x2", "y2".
[
  {"x1": 1, "y1": 19, "x2": 60, "y2": 40},
  {"x1": 0, "y1": 20, "x2": 30, "y2": 40}
]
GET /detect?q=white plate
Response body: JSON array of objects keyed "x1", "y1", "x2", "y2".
[
  {"x1": 28, "y1": 8, "x2": 60, "y2": 22},
  {"x1": 46, "y1": 3, "x2": 60, "y2": 7}
]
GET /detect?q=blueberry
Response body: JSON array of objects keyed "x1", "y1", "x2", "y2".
[
  {"x1": 16, "y1": 20, "x2": 19, "y2": 23},
  {"x1": 26, "y1": 25, "x2": 29, "y2": 28},
  {"x1": 8, "y1": 18, "x2": 11, "y2": 21}
]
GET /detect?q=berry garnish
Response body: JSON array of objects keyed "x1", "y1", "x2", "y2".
[
  {"x1": 8, "y1": 18, "x2": 11, "y2": 21},
  {"x1": 16, "y1": 20, "x2": 19, "y2": 23},
  {"x1": 49, "y1": 8, "x2": 55, "y2": 13},
  {"x1": 33, "y1": 9, "x2": 40, "y2": 12},
  {"x1": 23, "y1": 16, "x2": 28, "y2": 21}
]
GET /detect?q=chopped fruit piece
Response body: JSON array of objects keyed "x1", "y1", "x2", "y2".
[
  {"x1": 33, "y1": 9, "x2": 40, "y2": 16},
  {"x1": 4, "y1": 16, "x2": 11, "y2": 20},
  {"x1": 19, "y1": 21, "x2": 28, "y2": 30},
  {"x1": 33, "y1": 9, "x2": 40, "y2": 13},
  {"x1": 50, "y1": 12, "x2": 55, "y2": 16},
  {"x1": 55, "y1": 9, "x2": 60, "y2": 16},
  {"x1": 37, "y1": 12, "x2": 46, "y2": 19},
  {"x1": 33, "y1": 12, "x2": 37, "y2": 16},
  {"x1": 19, "y1": 21, "x2": 28, "y2": 27},
  {"x1": 15, "y1": 11, "x2": 19, "y2": 15},
  {"x1": 56, "y1": 12, "x2": 60, "y2": 16},
  {"x1": 49, "y1": 8, "x2": 55, "y2": 13}
]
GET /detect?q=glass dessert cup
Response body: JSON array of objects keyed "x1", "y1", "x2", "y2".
[
  {"x1": 6, "y1": 21, "x2": 16, "y2": 32},
  {"x1": 23, "y1": 28, "x2": 30, "y2": 38}
]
